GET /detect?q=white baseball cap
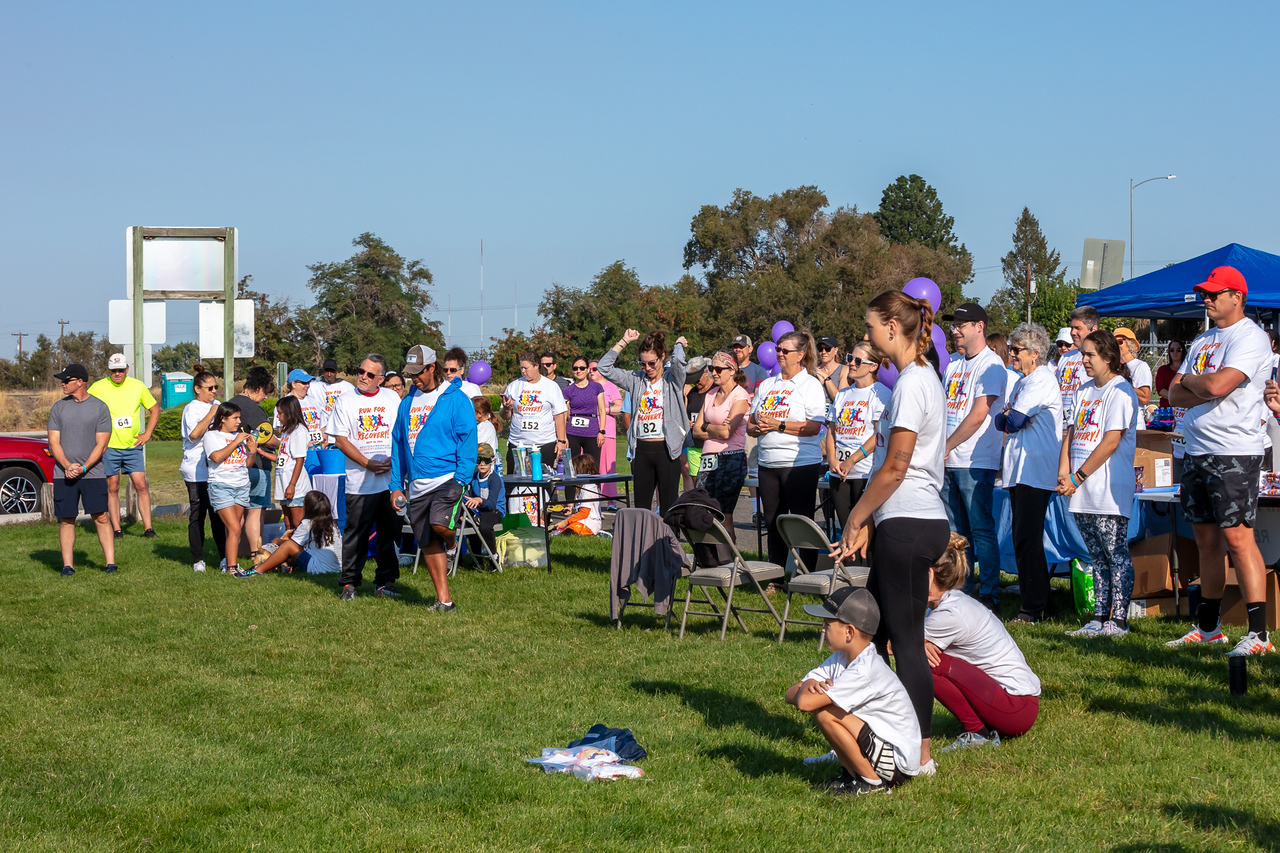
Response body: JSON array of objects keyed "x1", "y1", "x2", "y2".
[
  {"x1": 107, "y1": 353, "x2": 128, "y2": 370},
  {"x1": 1056, "y1": 328, "x2": 1072, "y2": 345}
]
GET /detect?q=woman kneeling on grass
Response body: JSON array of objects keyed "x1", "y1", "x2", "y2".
[
  {"x1": 925, "y1": 533, "x2": 1041, "y2": 752},
  {"x1": 254, "y1": 490, "x2": 342, "y2": 574},
  {"x1": 202, "y1": 402, "x2": 257, "y2": 574}
]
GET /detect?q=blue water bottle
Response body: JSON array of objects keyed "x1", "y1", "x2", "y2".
[{"x1": 531, "y1": 448, "x2": 543, "y2": 481}]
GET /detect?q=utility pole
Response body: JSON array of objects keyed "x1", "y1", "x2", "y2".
[
  {"x1": 1025, "y1": 264, "x2": 1033, "y2": 324},
  {"x1": 58, "y1": 319, "x2": 70, "y2": 368},
  {"x1": 12, "y1": 331, "x2": 26, "y2": 361}
]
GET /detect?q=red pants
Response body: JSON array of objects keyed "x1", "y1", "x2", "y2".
[{"x1": 931, "y1": 652, "x2": 1039, "y2": 737}]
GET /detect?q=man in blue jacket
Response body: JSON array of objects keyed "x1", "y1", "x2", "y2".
[{"x1": 390, "y1": 345, "x2": 478, "y2": 612}]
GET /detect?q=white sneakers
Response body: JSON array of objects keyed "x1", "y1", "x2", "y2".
[
  {"x1": 1227, "y1": 631, "x2": 1275, "y2": 657},
  {"x1": 1165, "y1": 623, "x2": 1230, "y2": 647},
  {"x1": 1165, "y1": 623, "x2": 1272, "y2": 656},
  {"x1": 193, "y1": 560, "x2": 206, "y2": 573}
]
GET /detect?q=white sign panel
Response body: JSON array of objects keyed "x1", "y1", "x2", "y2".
[
  {"x1": 198, "y1": 300, "x2": 255, "y2": 358},
  {"x1": 123, "y1": 344, "x2": 153, "y2": 388},
  {"x1": 125, "y1": 227, "x2": 238, "y2": 294},
  {"x1": 108, "y1": 300, "x2": 167, "y2": 345}
]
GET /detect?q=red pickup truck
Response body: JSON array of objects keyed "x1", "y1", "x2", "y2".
[{"x1": 0, "y1": 435, "x2": 56, "y2": 514}]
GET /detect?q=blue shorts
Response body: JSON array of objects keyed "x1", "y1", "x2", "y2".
[
  {"x1": 281, "y1": 494, "x2": 306, "y2": 507},
  {"x1": 209, "y1": 481, "x2": 250, "y2": 512},
  {"x1": 54, "y1": 477, "x2": 108, "y2": 518},
  {"x1": 103, "y1": 447, "x2": 145, "y2": 476},
  {"x1": 247, "y1": 467, "x2": 273, "y2": 509}
]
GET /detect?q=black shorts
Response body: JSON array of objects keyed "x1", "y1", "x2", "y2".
[
  {"x1": 1180, "y1": 454, "x2": 1262, "y2": 529},
  {"x1": 54, "y1": 477, "x2": 108, "y2": 518},
  {"x1": 407, "y1": 480, "x2": 465, "y2": 547},
  {"x1": 856, "y1": 724, "x2": 910, "y2": 787}
]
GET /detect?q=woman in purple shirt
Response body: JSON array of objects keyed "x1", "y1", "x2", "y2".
[{"x1": 563, "y1": 355, "x2": 606, "y2": 495}]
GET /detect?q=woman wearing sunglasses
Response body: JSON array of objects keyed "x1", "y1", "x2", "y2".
[
  {"x1": 824, "y1": 342, "x2": 890, "y2": 549},
  {"x1": 563, "y1": 356, "x2": 606, "y2": 498},
  {"x1": 747, "y1": 330, "x2": 829, "y2": 568},
  {"x1": 597, "y1": 328, "x2": 689, "y2": 515},
  {"x1": 692, "y1": 351, "x2": 751, "y2": 535},
  {"x1": 179, "y1": 366, "x2": 226, "y2": 572},
  {"x1": 813, "y1": 335, "x2": 849, "y2": 403},
  {"x1": 1154, "y1": 340, "x2": 1185, "y2": 409}
]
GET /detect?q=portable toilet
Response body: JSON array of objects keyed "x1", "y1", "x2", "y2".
[{"x1": 162, "y1": 371, "x2": 194, "y2": 409}]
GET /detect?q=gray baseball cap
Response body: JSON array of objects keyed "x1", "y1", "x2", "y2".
[
  {"x1": 803, "y1": 587, "x2": 880, "y2": 634},
  {"x1": 403, "y1": 344, "x2": 436, "y2": 376}
]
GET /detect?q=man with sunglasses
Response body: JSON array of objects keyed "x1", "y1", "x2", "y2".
[
  {"x1": 1169, "y1": 266, "x2": 1275, "y2": 656},
  {"x1": 89, "y1": 353, "x2": 160, "y2": 539},
  {"x1": 328, "y1": 353, "x2": 403, "y2": 601},
  {"x1": 541, "y1": 352, "x2": 572, "y2": 391},
  {"x1": 443, "y1": 347, "x2": 484, "y2": 399},
  {"x1": 48, "y1": 364, "x2": 116, "y2": 576},
  {"x1": 938, "y1": 304, "x2": 1007, "y2": 611}
]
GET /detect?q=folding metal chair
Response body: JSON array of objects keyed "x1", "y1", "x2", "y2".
[
  {"x1": 774, "y1": 514, "x2": 870, "y2": 649},
  {"x1": 410, "y1": 505, "x2": 502, "y2": 577},
  {"x1": 678, "y1": 517, "x2": 785, "y2": 641}
]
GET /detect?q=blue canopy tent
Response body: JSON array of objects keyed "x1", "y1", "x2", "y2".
[{"x1": 1076, "y1": 243, "x2": 1280, "y2": 319}]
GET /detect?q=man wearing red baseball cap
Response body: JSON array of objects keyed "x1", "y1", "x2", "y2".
[{"x1": 1167, "y1": 265, "x2": 1274, "y2": 656}]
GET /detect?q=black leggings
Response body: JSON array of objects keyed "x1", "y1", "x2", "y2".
[
  {"x1": 1010, "y1": 484, "x2": 1053, "y2": 618},
  {"x1": 185, "y1": 480, "x2": 227, "y2": 562},
  {"x1": 758, "y1": 463, "x2": 825, "y2": 567},
  {"x1": 867, "y1": 516, "x2": 950, "y2": 740},
  {"x1": 633, "y1": 440, "x2": 681, "y2": 515},
  {"x1": 829, "y1": 477, "x2": 870, "y2": 565},
  {"x1": 566, "y1": 434, "x2": 602, "y2": 500}
]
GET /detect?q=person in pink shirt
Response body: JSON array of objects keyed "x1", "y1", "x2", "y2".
[{"x1": 692, "y1": 350, "x2": 752, "y2": 537}]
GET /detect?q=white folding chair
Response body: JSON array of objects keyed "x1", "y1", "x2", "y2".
[
  {"x1": 678, "y1": 517, "x2": 785, "y2": 641},
  {"x1": 409, "y1": 506, "x2": 502, "y2": 577},
  {"x1": 774, "y1": 514, "x2": 870, "y2": 649}
]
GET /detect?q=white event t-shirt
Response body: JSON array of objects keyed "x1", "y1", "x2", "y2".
[
  {"x1": 326, "y1": 387, "x2": 400, "y2": 494},
  {"x1": 1056, "y1": 349, "x2": 1086, "y2": 426},
  {"x1": 1178, "y1": 318, "x2": 1273, "y2": 457},
  {"x1": 634, "y1": 379, "x2": 666, "y2": 442},
  {"x1": 925, "y1": 590, "x2": 1041, "y2": 696},
  {"x1": 872, "y1": 362, "x2": 947, "y2": 524},
  {"x1": 943, "y1": 345, "x2": 1007, "y2": 469},
  {"x1": 1068, "y1": 376, "x2": 1139, "y2": 517},
  {"x1": 274, "y1": 427, "x2": 312, "y2": 499},
  {"x1": 202, "y1": 430, "x2": 251, "y2": 487},
  {"x1": 291, "y1": 519, "x2": 342, "y2": 574},
  {"x1": 1126, "y1": 359, "x2": 1153, "y2": 395},
  {"x1": 504, "y1": 377, "x2": 567, "y2": 447},
  {"x1": 751, "y1": 371, "x2": 828, "y2": 467},
  {"x1": 275, "y1": 395, "x2": 326, "y2": 449},
  {"x1": 180, "y1": 398, "x2": 219, "y2": 482},
  {"x1": 308, "y1": 379, "x2": 355, "y2": 428},
  {"x1": 1001, "y1": 365, "x2": 1062, "y2": 491},
  {"x1": 827, "y1": 382, "x2": 891, "y2": 479}
]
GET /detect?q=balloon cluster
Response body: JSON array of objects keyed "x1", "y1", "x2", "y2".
[{"x1": 879, "y1": 278, "x2": 945, "y2": 390}]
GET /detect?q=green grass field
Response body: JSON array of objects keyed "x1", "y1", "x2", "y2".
[{"x1": 4, "y1": 516, "x2": 1279, "y2": 851}]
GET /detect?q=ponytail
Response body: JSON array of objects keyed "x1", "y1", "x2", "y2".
[
  {"x1": 931, "y1": 533, "x2": 970, "y2": 592},
  {"x1": 867, "y1": 290, "x2": 934, "y2": 367}
]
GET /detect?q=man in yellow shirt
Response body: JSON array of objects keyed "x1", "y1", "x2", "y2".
[{"x1": 89, "y1": 353, "x2": 161, "y2": 538}]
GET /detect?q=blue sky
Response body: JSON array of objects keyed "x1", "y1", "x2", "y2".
[{"x1": 3, "y1": 1, "x2": 1278, "y2": 359}]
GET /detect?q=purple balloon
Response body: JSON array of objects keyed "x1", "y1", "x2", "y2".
[
  {"x1": 468, "y1": 360, "x2": 492, "y2": 385},
  {"x1": 879, "y1": 361, "x2": 899, "y2": 390},
  {"x1": 931, "y1": 323, "x2": 948, "y2": 358},
  {"x1": 936, "y1": 348, "x2": 951, "y2": 375},
  {"x1": 771, "y1": 320, "x2": 795, "y2": 343},
  {"x1": 904, "y1": 277, "x2": 942, "y2": 313},
  {"x1": 768, "y1": 362, "x2": 782, "y2": 377},
  {"x1": 757, "y1": 341, "x2": 778, "y2": 368}
]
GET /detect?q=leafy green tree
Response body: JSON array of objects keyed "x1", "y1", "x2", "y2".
[
  {"x1": 305, "y1": 233, "x2": 444, "y2": 370},
  {"x1": 986, "y1": 276, "x2": 1083, "y2": 337},
  {"x1": 873, "y1": 174, "x2": 972, "y2": 276},
  {"x1": 153, "y1": 341, "x2": 201, "y2": 376},
  {"x1": 1000, "y1": 207, "x2": 1065, "y2": 292}
]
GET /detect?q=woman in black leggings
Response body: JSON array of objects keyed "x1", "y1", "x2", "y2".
[
  {"x1": 831, "y1": 289, "x2": 950, "y2": 774},
  {"x1": 597, "y1": 328, "x2": 688, "y2": 515}
]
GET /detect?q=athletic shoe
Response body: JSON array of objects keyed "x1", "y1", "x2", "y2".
[
  {"x1": 102, "y1": 564, "x2": 118, "y2": 574},
  {"x1": 828, "y1": 777, "x2": 889, "y2": 797},
  {"x1": 219, "y1": 559, "x2": 230, "y2": 573},
  {"x1": 1099, "y1": 621, "x2": 1129, "y2": 638},
  {"x1": 397, "y1": 554, "x2": 414, "y2": 568},
  {"x1": 193, "y1": 560, "x2": 206, "y2": 573},
  {"x1": 978, "y1": 594, "x2": 999, "y2": 613},
  {"x1": 1009, "y1": 611, "x2": 1039, "y2": 625},
  {"x1": 113, "y1": 529, "x2": 123, "y2": 540},
  {"x1": 1165, "y1": 624, "x2": 1229, "y2": 647},
  {"x1": 918, "y1": 758, "x2": 937, "y2": 776},
  {"x1": 809, "y1": 769, "x2": 853, "y2": 791},
  {"x1": 60, "y1": 566, "x2": 75, "y2": 576},
  {"x1": 1226, "y1": 631, "x2": 1274, "y2": 657},
  {"x1": 941, "y1": 731, "x2": 1001, "y2": 752},
  {"x1": 427, "y1": 600, "x2": 457, "y2": 613},
  {"x1": 802, "y1": 750, "x2": 838, "y2": 765},
  {"x1": 374, "y1": 584, "x2": 402, "y2": 598},
  {"x1": 340, "y1": 584, "x2": 356, "y2": 602},
  {"x1": 1066, "y1": 620, "x2": 1104, "y2": 637},
  {"x1": 143, "y1": 528, "x2": 157, "y2": 539},
  {"x1": 232, "y1": 569, "x2": 260, "y2": 578}
]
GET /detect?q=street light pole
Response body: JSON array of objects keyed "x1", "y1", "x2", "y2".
[{"x1": 1130, "y1": 174, "x2": 1176, "y2": 280}]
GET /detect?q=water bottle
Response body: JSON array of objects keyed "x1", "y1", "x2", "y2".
[
  {"x1": 556, "y1": 455, "x2": 564, "y2": 477},
  {"x1": 394, "y1": 494, "x2": 407, "y2": 515},
  {"x1": 531, "y1": 449, "x2": 542, "y2": 481}
]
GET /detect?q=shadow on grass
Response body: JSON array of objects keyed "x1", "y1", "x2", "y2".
[
  {"x1": 699, "y1": 742, "x2": 808, "y2": 780},
  {"x1": 1037, "y1": 634, "x2": 1280, "y2": 742},
  {"x1": 632, "y1": 679, "x2": 809, "y2": 743},
  {"x1": 31, "y1": 548, "x2": 96, "y2": 572},
  {"x1": 1164, "y1": 802, "x2": 1280, "y2": 853}
]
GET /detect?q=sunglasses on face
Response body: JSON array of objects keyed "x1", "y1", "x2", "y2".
[
  {"x1": 443, "y1": 366, "x2": 461, "y2": 374},
  {"x1": 1008, "y1": 346, "x2": 1026, "y2": 356},
  {"x1": 850, "y1": 357, "x2": 874, "y2": 368},
  {"x1": 541, "y1": 362, "x2": 554, "y2": 368},
  {"x1": 110, "y1": 368, "x2": 127, "y2": 373},
  {"x1": 817, "y1": 345, "x2": 835, "y2": 352},
  {"x1": 710, "y1": 365, "x2": 734, "y2": 374},
  {"x1": 640, "y1": 358, "x2": 661, "y2": 368},
  {"x1": 776, "y1": 347, "x2": 800, "y2": 356},
  {"x1": 1057, "y1": 342, "x2": 1071, "y2": 348},
  {"x1": 357, "y1": 369, "x2": 381, "y2": 379},
  {"x1": 572, "y1": 365, "x2": 588, "y2": 372}
]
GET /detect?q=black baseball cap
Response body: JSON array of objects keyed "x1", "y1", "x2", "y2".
[
  {"x1": 803, "y1": 587, "x2": 880, "y2": 635},
  {"x1": 940, "y1": 303, "x2": 988, "y2": 324},
  {"x1": 54, "y1": 363, "x2": 89, "y2": 382},
  {"x1": 322, "y1": 358, "x2": 338, "y2": 371},
  {"x1": 816, "y1": 335, "x2": 838, "y2": 349}
]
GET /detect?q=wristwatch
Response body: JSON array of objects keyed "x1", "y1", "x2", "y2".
[{"x1": 777, "y1": 421, "x2": 786, "y2": 433}]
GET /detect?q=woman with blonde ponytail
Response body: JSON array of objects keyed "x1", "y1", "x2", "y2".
[{"x1": 831, "y1": 289, "x2": 949, "y2": 773}]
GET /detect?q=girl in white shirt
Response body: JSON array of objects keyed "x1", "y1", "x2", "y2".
[
  {"x1": 273, "y1": 395, "x2": 312, "y2": 529},
  {"x1": 550, "y1": 453, "x2": 604, "y2": 536},
  {"x1": 926, "y1": 534, "x2": 1041, "y2": 751},
  {"x1": 824, "y1": 341, "x2": 891, "y2": 544},
  {"x1": 1057, "y1": 331, "x2": 1140, "y2": 638},
  {"x1": 202, "y1": 402, "x2": 258, "y2": 574},
  {"x1": 831, "y1": 289, "x2": 950, "y2": 773},
  {"x1": 254, "y1": 490, "x2": 342, "y2": 575}
]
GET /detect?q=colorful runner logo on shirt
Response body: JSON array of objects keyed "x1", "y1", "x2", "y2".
[
  {"x1": 1059, "y1": 363, "x2": 1080, "y2": 388},
  {"x1": 758, "y1": 389, "x2": 792, "y2": 419},
  {"x1": 407, "y1": 404, "x2": 433, "y2": 445},
  {"x1": 835, "y1": 400, "x2": 866, "y2": 428},
  {"x1": 637, "y1": 390, "x2": 662, "y2": 416},
  {"x1": 517, "y1": 391, "x2": 541, "y2": 412},
  {"x1": 1073, "y1": 399, "x2": 1103, "y2": 444},
  {"x1": 1192, "y1": 343, "x2": 1220, "y2": 374},
  {"x1": 945, "y1": 375, "x2": 967, "y2": 403},
  {"x1": 355, "y1": 409, "x2": 390, "y2": 441},
  {"x1": 224, "y1": 440, "x2": 248, "y2": 469},
  {"x1": 325, "y1": 390, "x2": 343, "y2": 409}
]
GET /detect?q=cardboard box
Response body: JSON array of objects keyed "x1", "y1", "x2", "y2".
[
  {"x1": 1136, "y1": 430, "x2": 1176, "y2": 455},
  {"x1": 1134, "y1": 448, "x2": 1174, "y2": 489},
  {"x1": 1221, "y1": 568, "x2": 1280, "y2": 630},
  {"x1": 1129, "y1": 533, "x2": 1199, "y2": 597}
]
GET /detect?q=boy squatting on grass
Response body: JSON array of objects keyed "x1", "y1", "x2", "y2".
[{"x1": 785, "y1": 588, "x2": 923, "y2": 796}]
